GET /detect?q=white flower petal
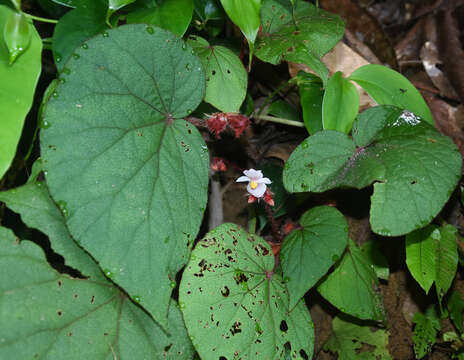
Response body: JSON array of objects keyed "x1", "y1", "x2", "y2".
[
  {"x1": 247, "y1": 182, "x2": 267, "y2": 198},
  {"x1": 258, "y1": 177, "x2": 272, "y2": 184},
  {"x1": 243, "y1": 169, "x2": 263, "y2": 180},
  {"x1": 236, "y1": 176, "x2": 250, "y2": 183}
]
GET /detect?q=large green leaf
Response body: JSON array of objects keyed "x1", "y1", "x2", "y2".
[
  {"x1": 40, "y1": 24, "x2": 209, "y2": 327},
  {"x1": 318, "y1": 240, "x2": 385, "y2": 321},
  {"x1": 52, "y1": 0, "x2": 108, "y2": 70},
  {"x1": 255, "y1": 0, "x2": 344, "y2": 84},
  {"x1": 179, "y1": 223, "x2": 314, "y2": 360},
  {"x1": 280, "y1": 206, "x2": 348, "y2": 309},
  {"x1": 448, "y1": 290, "x2": 464, "y2": 333},
  {"x1": 0, "y1": 5, "x2": 41, "y2": 180},
  {"x1": 322, "y1": 71, "x2": 359, "y2": 133},
  {"x1": 0, "y1": 225, "x2": 194, "y2": 359},
  {"x1": 187, "y1": 35, "x2": 247, "y2": 112},
  {"x1": 324, "y1": 316, "x2": 392, "y2": 360},
  {"x1": 350, "y1": 64, "x2": 434, "y2": 125},
  {"x1": 127, "y1": 0, "x2": 194, "y2": 37},
  {"x1": 283, "y1": 105, "x2": 462, "y2": 236},
  {"x1": 297, "y1": 72, "x2": 324, "y2": 134},
  {"x1": 406, "y1": 225, "x2": 458, "y2": 301},
  {"x1": 0, "y1": 180, "x2": 102, "y2": 279}
]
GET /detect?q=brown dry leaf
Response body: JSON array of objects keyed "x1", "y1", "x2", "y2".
[{"x1": 264, "y1": 143, "x2": 296, "y2": 162}]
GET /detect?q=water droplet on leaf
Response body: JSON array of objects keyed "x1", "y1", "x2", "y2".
[
  {"x1": 133, "y1": 295, "x2": 141, "y2": 303},
  {"x1": 81, "y1": 43, "x2": 88, "y2": 49},
  {"x1": 146, "y1": 26, "x2": 154, "y2": 34},
  {"x1": 102, "y1": 31, "x2": 109, "y2": 37},
  {"x1": 179, "y1": 302, "x2": 186, "y2": 309},
  {"x1": 62, "y1": 67, "x2": 71, "y2": 75},
  {"x1": 103, "y1": 269, "x2": 113, "y2": 278},
  {"x1": 170, "y1": 281, "x2": 176, "y2": 288},
  {"x1": 72, "y1": 53, "x2": 80, "y2": 59}
]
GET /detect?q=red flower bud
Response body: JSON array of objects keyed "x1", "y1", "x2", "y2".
[
  {"x1": 211, "y1": 157, "x2": 227, "y2": 172},
  {"x1": 248, "y1": 195, "x2": 258, "y2": 204},
  {"x1": 206, "y1": 113, "x2": 227, "y2": 138},
  {"x1": 263, "y1": 189, "x2": 275, "y2": 207},
  {"x1": 227, "y1": 114, "x2": 249, "y2": 138}
]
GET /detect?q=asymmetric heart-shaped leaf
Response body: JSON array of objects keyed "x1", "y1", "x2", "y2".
[
  {"x1": 318, "y1": 240, "x2": 385, "y2": 321},
  {"x1": 52, "y1": 1, "x2": 108, "y2": 70},
  {"x1": 0, "y1": 5, "x2": 41, "y2": 180},
  {"x1": 280, "y1": 206, "x2": 348, "y2": 309},
  {"x1": 255, "y1": 0, "x2": 344, "y2": 84},
  {"x1": 180, "y1": 223, "x2": 314, "y2": 360},
  {"x1": 41, "y1": 25, "x2": 209, "y2": 327},
  {"x1": 283, "y1": 105, "x2": 462, "y2": 236},
  {"x1": 127, "y1": 0, "x2": 194, "y2": 37},
  {"x1": 187, "y1": 35, "x2": 247, "y2": 112},
  {"x1": 0, "y1": 225, "x2": 194, "y2": 359}
]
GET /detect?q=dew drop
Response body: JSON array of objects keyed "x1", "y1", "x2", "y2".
[
  {"x1": 302, "y1": 141, "x2": 309, "y2": 149},
  {"x1": 104, "y1": 269, "x2": 113, "y2": 278},
  {"x1": 39, "y1": 119, "x2": 51, "y2": 129},
  {"x1": 102, "y1": 31, "x2": 109, "y2": 37},
  {"x1": 190, "y1": 253, "x2": 197, "y2": 260},
  {"x1": 178, "y1": 302, "x2": 186, "y2": 309},
  {"x1": 189, "y1": 335, "x2": 195, "y2": 341},
  {"x1": 52, "y1": 91, "x2": 58, "y2": 98},
  {"x1": 146, "y1": 26, "x2": 154, "y2": 34},
  {"x1": 55, "y1": 53, "x2": 62, "y2": 62},
  {"x1": 62, "y1": 67, "x2": 71, "y2": 75},
  {"x1": 283, "y1": 276, "x2": 291, "y2": 283},
  {"x1": 182, "y1": 43, "x2": 187, "y2": 50},
  {"x1": 57, "y1": 200, "x2": 69, "y2": 218},
  {"x1": 72, "y1": 53, "x2": 80, "y2": 59},
  {"x1": 81, "y1": 43, "x2": 88, "y2": 49},
  {"x1": 133, "y1": 295, "x2": 141, "y2": 303},
  {"x1": 59, "y1": 78, "x2": 66, "y2": 84},
  {"x1": 187, "y1": 109, "x2": 192, "y2": 114},
  {"x1": 170, "y1": 281, "x2": 176, "y2": 288},
  {"x1": 185, "y1": 63, "x2": 191, "y2": 71}
]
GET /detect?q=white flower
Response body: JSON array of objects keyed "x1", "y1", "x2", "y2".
[{"x1": 236, "y1": 169, "x2": 272, "y2": 198}]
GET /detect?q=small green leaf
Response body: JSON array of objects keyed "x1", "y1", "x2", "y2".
[
  {"x1": 322, "y1": 71, "x2": 359, "y2": 133},
  {"x1": 0, "y1": 225, "x2": 194, "y2": 359},
  {"x1": 180, "y1": 223, "x2": 314, "y2": 360},
  {"x1": 283, "y1": 105, "x2": 462, "y2": 236},
  {"x1": 324, "y1": 316, "x2": 392, "y2": 360},
  {"x1": 435, "y1": 225, "x2": 459, "y2": 301},
  {"x1": 219, "y1": 0, "x2": 260, "y2": 52},
  {"x1": 448, "y1": 291, "x2": 464, "y2": 333},
  {"x1": 52, "y1": 0, "x2": 108, "y2": 70},
  {"x1": 3, "y1": 11, "x2": 31, "y2": 64},
  {"x1": 127, "y1": 0, "x2": 194, "y2": 37},
  {"x1": 350, "y1": 64, "x2": 434, "y2": 125},
  {"x1": 41, "y1": 25, "x2": 209, "y2": 328},
  {"x1": 0, "y1": 5, "x2": 41, "y2": 179},
  {"x1": 188, "y1": 35, "x2": 247, "y2": 112},
  {"x1": 297, "y1": 72, "x2": 324, "y2": 134},
  {"x1": 406, "y1": 226, "x2": 438, "y2": 294},
  {"x1": 318, "y1": 240, "x2": 385, "y2": 321},
  {"x1": 267, "y1": 99, "x2": 300, "y2": 121},
  {"x1": 413, "y1": 307, "x2": 440, "y2": 359},
  {"x1": 360, "y1": 240, "x2": 389, "y2": 281},
  {"x1": 255, "y1": 0, "x2": 344, "y2": 84},
  {"x1": 281, "y1": 206, "x2": 348, "y2": 309}
]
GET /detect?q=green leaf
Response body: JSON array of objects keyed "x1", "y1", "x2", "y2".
[
  {"x1": 322, "y1": 71, "x2": 359, "y2": 133},
  {"x1": 187, "y1": 35, "x2": 247, "y2": 112},
  {"x1": 448, "y1": 291, "x2": 464, "y2": 333},
  {"x1": 0, "y1": 180, "x2": 103, "y2": 279},
  {"x1": 406, "y1": 225, "x2": 458, "y2": 300},
  {"x1": 3, "y1": 11, "x2": 31, "y2": 64},
  {"x1": 193, "y1": 0, "x2": 225, "y2": 36},
  {"x1": 283, "y1": 105, "x2": 462, "y2": 236},
  {"x1": 413, "y1": 307, "x2": 440, "y2": 359},
  {"x1": 324, "y1": 316, "x2": 392, "y2": 360},
  {"x1": 406, "y1": 226, "x2": 438, "y2": 294},
  {"x1": 360, "y1": 240, "x2": 389, "y2": 281},
  {"x1": 280, "y1": 206, "x2": 348, "y2": 309},
  {"x1": 108, "y1": 0, "x2": 136, "y2": 12},
  {"x1": 318, "y1": 240, "x2": 385, "y2": 321},
  {"x1": 255, "y1": 0, "x2": 344, "y2": 84},
  {"x1": 297, "y1": 72, "x2": 323, "y2": 134},
  {"x1": 179, "y1": 223, "x2": 314, "y2": 360},
  {"x1": 0, "y1": 225, "x2": 194, "y2": 359},
  {"x1": 40, "y1": 25, "x2": 209, "y2": 327},
  {"x1": 267, "y1": 99, "x2": 300, "y2": 121},
  {"x1": 0, "y1": 5, "x2": 41, "y2": 180},
  {"x1": 9, "y1": 0, "x2": 20, "y2": 10},
  {"x1": 52, "y1": 0, "x2": 108, "y2": 70},
  {"x1": 51, "y1": 0, "x2": 87, "y2": 8},
  {"x1": 219, "y1": 0, "x2": 260, "y2": 49},
  {"x1": 350, "y1": 64, "x2": 434, "y2": 125},
  {"x1": 127, "y1": 0, "x2": 194, "y2": 37}
]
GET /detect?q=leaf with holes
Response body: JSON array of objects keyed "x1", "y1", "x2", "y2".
[
  {"x1": 179, "y1": 223, "x2": 314, "y2": 360},
  {"x1": 187, "y1": 35, "x2": 247, "y2": 112},
  {"x1": 0, "y1": 5, "x2": 41, "y2": 180},
  {"x1": 283, "y1": 105, "x2": 462, "y2": 236},
  {"x1": 350, "y1": 64, "x2": 434, "y2": 125},
  {"x1": 318, "y1": 240, "x2": 385, "y2": 321},
  {"x1": 322, "y1": 71, "x2": 359, "y2": 133},
  {"x1": 40, "y1": 24, "x2": 209, "y2": 328},
  {"x1": 324, "y1": 316, "x2": 392, "y2": 360},
  {"x1": 280, "y1": 206, "x2": 348, "y2": 310},
  {"x1": 0, "y1": 224, "x2": 194, "y2": 359},
  {"x1": 255, "y1": 0, "x2": 344, "y2": 84},
  {"x1": 413, "y1": 307, "x2": 440, "y2": 359}
]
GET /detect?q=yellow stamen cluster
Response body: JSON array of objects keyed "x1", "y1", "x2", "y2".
[{"x1": 250, "y1": 181, "x2": 258, "y2": 189}]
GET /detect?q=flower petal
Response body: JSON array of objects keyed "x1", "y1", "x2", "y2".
[
  {"x1": 257, "y1": 177, "x2": 272, "y2": 184},
  {"x1": 236, "y1": 176, "x2": 250, "y2": 183},
  {"x1": 243, "y1": 169, "x2": 263, "y2": 180},
  {"x1": 247, "y1": 182, "x2": 267, "y2": 198}
]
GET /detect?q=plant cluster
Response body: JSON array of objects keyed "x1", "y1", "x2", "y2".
[{"x1": 0, "y1": 0, "x2": 463, "y2": 359}]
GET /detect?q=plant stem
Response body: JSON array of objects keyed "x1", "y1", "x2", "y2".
[
  {"x1": 253, "y1": 114, "x2": 305, "y2": 128},
  {"x1": 23, "y1": 13, "x2": 58, "y2": 24},
  {"x1": 264, "y1": 203, "x2": 282, "y2": 243},
  {"x1": 248, "y1": 204, "x2": 257, "y2": 234}
]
